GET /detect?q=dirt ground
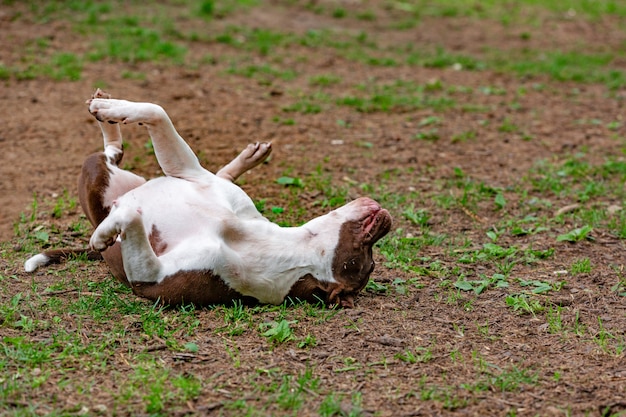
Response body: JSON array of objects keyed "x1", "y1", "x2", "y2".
[{"x1": 2, "y1": 1, "x2": 626, "y2": 416}]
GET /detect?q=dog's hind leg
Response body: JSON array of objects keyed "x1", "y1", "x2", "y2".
[
  {"x1": 75, "y1": 91, "x2": 146, "y2": 284},
  {"x1": 92, "y1": 89, "x2": 124, "y2": 164},
  {"x1": 217, "y1": 142, "x2": 272, "y2": 182},
  {"x1": 80, "y1": 91, "x2": 146, "y2": 227}
]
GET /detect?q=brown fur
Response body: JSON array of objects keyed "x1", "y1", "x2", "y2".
[
  {"x1": 284, "y1": 211, "x2": 391, "y2": 308},
  {"x1": 131, "y1": 269, "x2": 258, "y2": 306},
  {"x1": 329, "y1": 212, "x2": 391, "y2": 307},
  {"x1": 149, "y1": 225, "x2": 168, "y2": 256},
  {"x1": 27, "y1": 248, "x2": 103, "y2": 264},
  {"x1": 101, "y1": 243, "x2": 128, "y2": 287},
  {"x1": 78, "y1": 153, "x2": 112, "y2": 227},
  {"x1": 286, "y1": 274, "x2": 337, "y2": 305}
]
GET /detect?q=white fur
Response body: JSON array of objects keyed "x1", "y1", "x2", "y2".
[{"x1": 24, "y1": 254, "x2": 49, "y2": 273}]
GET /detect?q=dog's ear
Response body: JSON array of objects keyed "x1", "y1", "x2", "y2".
[
  {"x1": 326, "y1": 282, "x2": 356, "y2": 308},
  {"x1": 288, "y1": 276, "x2": 356, "y2": 308},
  {"x1": 340, "y1": 293, "x2": 356, "y2": 308},
  {"x1": 286, "y1": 275, "x2": 336, "y2": 306},
  {"x1": 288, "y1": 274, "x2": 330, "y2": 304},
  {"x1": 327, "y1": 283, "x2": 342, "y2": 306}
]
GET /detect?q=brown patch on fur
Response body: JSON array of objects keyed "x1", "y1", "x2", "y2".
[
  {"x1": 77, "y1": 152, "x2": 129, "y2": 286},
  {"x1": 222, "y1": 220, "x2": 245, "y2": 244},
  {"x1": 78, "y1": 153, "x2": 113, "y2": 227},
  {"x1": 149, "y1": 224, "x2": 168, "y2": 256},
  {"x1": 131, "y1": 270, "x2": 258, "y2": 307}
]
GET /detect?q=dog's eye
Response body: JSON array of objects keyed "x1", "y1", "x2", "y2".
[{"x1": 342, "y1": 258, "x2": 359, "y2": 271}]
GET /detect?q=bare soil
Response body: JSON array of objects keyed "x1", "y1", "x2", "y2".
[{"x1": 2, "y1": 2, "x2": 626, "y2": 416}]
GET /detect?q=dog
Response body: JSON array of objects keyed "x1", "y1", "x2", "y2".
[{"x1": 24, "y1": 90, "x2": 392, "y2": 307}]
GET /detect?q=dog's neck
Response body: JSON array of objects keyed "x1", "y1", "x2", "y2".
[{"x1": 217, "y1": 216, "x2": 340, "y2": 304}]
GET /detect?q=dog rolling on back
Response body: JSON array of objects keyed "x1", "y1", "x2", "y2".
[{"x1": 25, "y1": 90, "x2": 392, "y2": 308}]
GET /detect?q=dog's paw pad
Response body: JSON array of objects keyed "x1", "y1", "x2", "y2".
[{"x1": 244, "y1": 142, "x2": 272, "y2": 164}]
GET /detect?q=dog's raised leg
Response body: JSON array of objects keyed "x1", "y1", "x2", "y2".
[
  {"x1": 216, "y1": 142, "x2": 272, "y2": 182},
  {"x1": 81, "y1": 92, "x2": 147, "y2": 228},
  {"x1": 87, "y1": 97, "x2": 204, "y2": 179},
  {"x1": 91, "y1": 89, "x2": 124, "y2": 164}
]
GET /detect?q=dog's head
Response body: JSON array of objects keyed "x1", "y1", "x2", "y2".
[{"x1": 288, "y1": 197, "x2": 392, "y2": 307}]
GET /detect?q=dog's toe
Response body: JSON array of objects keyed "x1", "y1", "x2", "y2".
[
  {"x1": 249, "y1": 142, "x2": 272, "y2": 164},
  {"x1": 90, "y1": 231, "x2": 117, "y2": 251},
  {"x1": 92, "y1": 89, "x2": 111, "y2": 99}
]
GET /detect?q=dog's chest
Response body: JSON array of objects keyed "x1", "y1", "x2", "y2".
[{"x1": 115, "y1": 176, "x2": 263, "y2": 253}]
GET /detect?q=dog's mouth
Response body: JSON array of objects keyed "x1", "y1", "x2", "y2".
[{"x1": 360, "y1": 207, "x2": 392, "y2": 245}]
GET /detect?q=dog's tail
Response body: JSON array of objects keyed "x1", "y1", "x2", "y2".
[{"x1": 24, "y1": 249, "x2": 102, "y2": 272}]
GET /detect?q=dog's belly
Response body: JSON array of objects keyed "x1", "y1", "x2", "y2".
[{"x1": 114, "y1": 177, "x2": 244, "y2": 252}]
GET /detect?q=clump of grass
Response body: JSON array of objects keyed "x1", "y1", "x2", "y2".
[
  {"x1": 337, "y1": 80, "x2": 455, "y2": 113},
  {"x1": 505, "y1": 294, "x2": 544, "y2": 316},
  {"x1": 501, "y1": 50, "x2": 626, "y2": 90},
  {"x1": 395, "y1": 346, "x2": 433, "y2": 364},
  {"x1": 87, "y1": 19, "x2": 187, "y2": 64},
  {"x1": 570, "y1": 257, "x2": 592, "y2": 274},
  {"x1": 407, "y1": 47, "x2": 486, "y2": 71},
  {"x1": 557, "y1": 225, "x2": 593, "y2": 242},
  {"x1": 309, "y1": 73, "x2": 342, "y2": 87},
  {"x1": 260, "y1": 319, "x2": 297, "y2": 345}
]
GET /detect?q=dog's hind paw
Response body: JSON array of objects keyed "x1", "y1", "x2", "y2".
[
  {"x1": 87, "y1": 99, "x2": 164, "y2": 126},
  {"x1": 217, "y1": 142, "x2": 272, "y2": 182},
  {"x1": 242, "y1": 142, "x2": 272, "y2": 166}
]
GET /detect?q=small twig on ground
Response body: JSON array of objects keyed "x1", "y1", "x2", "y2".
[
  {"x1": 39, "y1": 289, "x2": 103, "y2": 297},
  {"x1": 459, "y1": 205, "x2": 485, "y2": 223}
]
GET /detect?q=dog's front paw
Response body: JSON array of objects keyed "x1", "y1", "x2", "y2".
[
  {"x1": 90, "y1": 229, "x2": 118, "y2": 251},
  {"x1": 90, "y1": 206, "x2": 144, "y2": 251},
  {"x1": 90, "y1": 208, "x2": 123, "y2": 251}
]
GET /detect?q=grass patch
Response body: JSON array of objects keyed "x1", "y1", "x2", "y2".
[
  {"x1": 337, "y1": 80, "x2": 456, "y2": 112},
  {"x1": 498, "y1": 50, "x2": 626, "y2": 89}
]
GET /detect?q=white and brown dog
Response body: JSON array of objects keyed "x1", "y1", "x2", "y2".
[{"x1": 25, "y1": 90, "x2": 392, "y2": 307}]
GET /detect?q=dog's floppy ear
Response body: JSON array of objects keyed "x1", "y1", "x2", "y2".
[
  {"x1": 339, "y1": 293, "x2": 356, "y2": 309},
  {"x1": 326, "y1": 282, "x2": 356, "y2": 308},
  {"x1": 288, "y1": 274, "x2": 330, "y2": 304},
  {"x1": 288, "y1": 275, "x2": 355, "y2": 307}
]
